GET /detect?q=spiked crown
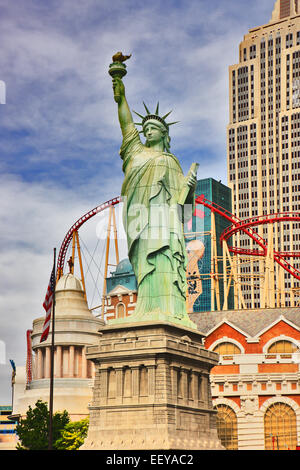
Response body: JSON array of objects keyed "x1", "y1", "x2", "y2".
[{"x1": 133, "y1": 102, "x2": 179, "y2": 134}]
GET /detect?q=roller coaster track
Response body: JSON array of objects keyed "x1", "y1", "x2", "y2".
[
  {"x1": 57, "y1": 196, "x2": 121, "y2": 277},
  {"x1": 195, "y1": 194, "x2": 300, "y2": 281},
  {"x1": 56, "y1": 193, "x2": 300, "y2": 281}
]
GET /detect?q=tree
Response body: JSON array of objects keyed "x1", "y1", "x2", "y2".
[
  {"x1": 16, "y1": 400, "x2": 70, "y2": 450},
  {"x1": 55, "y1": 418, "x2": 89, "y2": 450}
]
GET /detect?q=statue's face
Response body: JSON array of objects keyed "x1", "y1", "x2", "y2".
[{"x1": 144, "y1": 123, "x2": 164, "y2": 146}]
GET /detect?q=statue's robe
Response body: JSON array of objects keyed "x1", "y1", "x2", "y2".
[{"x1": 120, "y1": 123, "x2": 194, "y2": 320}]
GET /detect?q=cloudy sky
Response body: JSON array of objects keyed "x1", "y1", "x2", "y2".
[{"x1": 0, "y1": 0, "x2": 276, "y2": 404}]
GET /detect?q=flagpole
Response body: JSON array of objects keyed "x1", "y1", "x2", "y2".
[{"x1": 48, "y1": 248, "x2": 56, "y2": 450}]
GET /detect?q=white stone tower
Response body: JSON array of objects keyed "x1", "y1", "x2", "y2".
[{"x1": 12, "y1": 273, "x2": 104, "y2": 420}]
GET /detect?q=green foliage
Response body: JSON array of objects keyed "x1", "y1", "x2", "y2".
[
  {"x1": 16, "y1": 400, "x2": 70, "y2": 450},
  {"x1": 55, "y1": 418, "x2": 89, "y2": 450}
]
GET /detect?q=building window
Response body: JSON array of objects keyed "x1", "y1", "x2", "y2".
[
  {"x1": 264, "y1": 403, "x2": 297, "y2": 450},
  {"x1": 250, "y1": 45, "x2": 256, "y2": 59},
  {"x1": 213, "y1": 342, "x2": 241, "y2": 355},
  {"x1": 215, "y1": 404, "x2": 238, "y2": 450},
  {"x1": 116, "y1": 302, "x2": 125, "y2": 319},
  {"x1": 286, "y1": 33, "x2": 293, "y2": 48},
  {"x1": 267, "y1": 340, "x2": 299, "y2": 353}
]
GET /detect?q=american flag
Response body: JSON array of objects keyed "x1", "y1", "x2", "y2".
[{"x1": 40, "y1": 265, "x2": 56, "y2": 343}]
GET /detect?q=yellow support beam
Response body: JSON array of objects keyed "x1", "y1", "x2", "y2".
[
  {"x1": 101, "y1": 206, "x2": 113, "y2": 318},
  {"x1": 71, "y1": 231, "x2": 76, "y2": 275},
  {"x1": 75, "y1": 230, "x2": 87, "y2": 300},
  {"x1": 112, "y1": 205, "x2": 120, "y2": 265}
]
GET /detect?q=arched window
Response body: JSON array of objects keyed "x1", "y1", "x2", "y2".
[
  {"x1": 214, "y1": 404, "x2": 238, "y2": 450},
  {"x1": 267, "y1": 340, "x2": 298, "y2": 354},
  {"x1": 264, "y1": 402, "x2": 297, "y2": 450},
  {"x1": 116, "y1": 302, "x2": 125, "y2": 319},
  {"x1": 213, "y1": 342, "x2": 241, "y2": 355}
]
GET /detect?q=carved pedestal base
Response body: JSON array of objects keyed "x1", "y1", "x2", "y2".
[{"x1": 81, "y1": 320, "x2": 223, "y2": 450}]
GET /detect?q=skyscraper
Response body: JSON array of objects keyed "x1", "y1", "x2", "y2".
[
  {"x1": 186, "y1": 178, "x2": 233, "y2": 313},
  {"x1": 227, "y1": 0, "x2": 300, "y2": 309}
]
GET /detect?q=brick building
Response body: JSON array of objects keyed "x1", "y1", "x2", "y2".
[
  {"x1": 190, "y1": 308, "x2": 300, "y2": 450},
  {"x1": 104, "y1": 258, "x2": 137, "y2": 322}
]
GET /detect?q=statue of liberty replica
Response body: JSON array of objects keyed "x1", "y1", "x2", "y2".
[
  {"x1": 81, "y1": 54, "x2": 223, "y2": 451},
  {"x1": 109, "y1": 53, "x2": 198, "y2": 329}
]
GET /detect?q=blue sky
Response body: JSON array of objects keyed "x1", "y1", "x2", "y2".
[{"x1": 0, "y1": 0, "x2": 276, "y2": 403}]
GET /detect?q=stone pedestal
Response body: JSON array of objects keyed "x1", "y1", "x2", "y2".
[{"x1": 81, "y1": 320, "x2": 223, "y2": 450}]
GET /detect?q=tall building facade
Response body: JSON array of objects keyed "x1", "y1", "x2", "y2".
[
  {"x1": 227, "y1": 0, "x2": 300, "y2": 309},
  {"x1": 185, "y1": 178, "x2": 233, "y2": 312}
]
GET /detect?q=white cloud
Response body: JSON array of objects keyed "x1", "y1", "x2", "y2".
[{"x1": 0, "y1": 0, "x2": 274, "y2": 169}]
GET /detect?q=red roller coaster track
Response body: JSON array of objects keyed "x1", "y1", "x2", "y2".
[
  {"x1": 56, "y1": 193, "x2": 300, "y2": 282},
  {"x1": 195, "y1": 194, "x2": 300, "y2": 281},
  {"x1": 195, "y1": 194, "x2": 267, "y2": 253},
  {"x1": 57, "y1": 196, "x2": 121, "y2": 277}
]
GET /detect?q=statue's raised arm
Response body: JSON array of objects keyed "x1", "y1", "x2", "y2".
[
  {"x1": 109, "y1": 53, "x2": 134, "y2": 137},
  {"x1": 112, "y1": 77, "x2": 134, "y2": 135}
]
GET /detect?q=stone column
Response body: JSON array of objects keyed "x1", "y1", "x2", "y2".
[
  {"x1": 116, "y1": 367, "x2": 123, "y2": 399},
  {"x1": 74, "y1": 346, "x2": 78, "y2": 377},
  {"x1": 37, "y1": 348, "x2": 43, "y2": 379},
  {"x1": 100, "y1": 368, "x2": 108, "y2": 400},
  {"x1": 45, "y1": 346, "x2": 51, "y2": 378},
  {"x1": 148, "y1": 365, "x2": 156, "y2": 397},
  {"x1": 62, "y1": 346, "x2": 69, "y2": 377},
  {"x1": 132, "y1": 366, "x2": 139, "y2": 397},
  {"x1": 69, "y1": 345, "x2": 75, "y2": 377},
  {"x1": 82, "y1": 347, "x2": 87, "y2": 378},
  {"x1": 192, "y1": 371, "x2": 198, "y2": 403},
  {"x1": 91, "y1": 361, "x2": 95, "y2": 378},
  {"x1": 182, "y1": 368, "x2": 188, "y2": 402},
  {"x1": 56, "y1": 346, "x2": 62, "y2": 378}
]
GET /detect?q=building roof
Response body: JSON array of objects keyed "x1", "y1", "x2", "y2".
[
  {"x1": 270, "y1": 0, "x2": 298, "y2": 23},
  {"x1": 113, "y1": 258, "x2": 134, "y2": 276},
  {"x1": 56, "y1": 273, "x2": 84, "y2": 292},
  {"x1": 106, "y1": 258, "x2": 137, "y2": 294},
  {"x1": 190, "y1": 307, "x2": 300, "y2": 338},
  {"x1": 106, "y1": 284, "x2": 136, "y2": 296}
]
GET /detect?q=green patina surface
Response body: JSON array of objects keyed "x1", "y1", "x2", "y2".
[{"x1": 108, "y1": 57, "x2": 197, "y2": 330}]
